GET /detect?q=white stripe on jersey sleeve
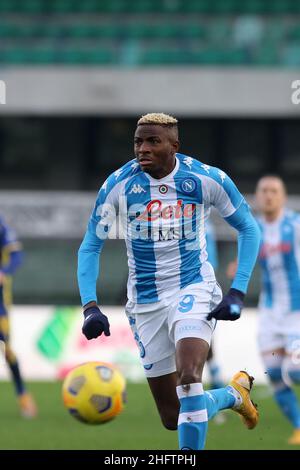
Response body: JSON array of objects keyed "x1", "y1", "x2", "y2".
[{"x1": 191, "y1": 173, "x2": 239, "y2": 218}]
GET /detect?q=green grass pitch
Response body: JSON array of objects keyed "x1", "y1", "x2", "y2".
[{"x1": 0, "y1": 382, "x2": 298, "y2": 450}]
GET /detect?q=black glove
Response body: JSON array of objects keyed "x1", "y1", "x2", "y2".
[
  {"x1": 82, "y1": 306, "x2": 110, "y2": 340},
  {"x1": 207, "y1": 288, "x2": 245, "y2": 321}
]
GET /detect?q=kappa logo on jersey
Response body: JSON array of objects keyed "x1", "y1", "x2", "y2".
[
  {"x1": 114, "y1": 169, "x2": 123, "y2": 179},
  {"x1": 181, "y1": 178, "x2": 197, "y2": 194},
  {"x1": 201, "y1": 164, "x2": 210, "y2": 173},
  {"x1": 218, "y1": 170, "x2": 226, "y2": 183},
  {"x1": 183, "y1": 156, "x2": 193, "y2": 169},
  {"x1": 129, "y1": 184, "x2": 146, "y2": 194},
  {"x1": 102, "y1": 180, "x2": 108, "y2": 192},
  {"x1": 131, "y1": 162, "x2": 140, "y2": 172}
]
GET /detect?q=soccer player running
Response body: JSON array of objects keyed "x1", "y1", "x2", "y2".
[
  {"x1": 78, "y1": 113, "x2": 261, "y2": 450},
  {"x1": 254, "y1": 176, "x2": 300, "y2": 445},
  {"x1": 0, "y1": 217, "x2": 37, "y2": 418},
  {"x1": 227, "y1": 175, "x2": 300, "y2": 445}
]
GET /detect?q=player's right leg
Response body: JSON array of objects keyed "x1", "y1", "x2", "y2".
[
  {"x1": 147, "y1": 368, "x2": 179, "y2": 431},
  {"x1": 0, "y1": 289, "x2": 37, "y2": 418},
  {"x1": 258, "y1": 309, "x2": 300, "y2": 443},
  {"x1": 5, "y1": 341, "x2": 37, "y2": 418},
  {"x1": 125, "y1": 302, "x2": 180, "y2": 430}
]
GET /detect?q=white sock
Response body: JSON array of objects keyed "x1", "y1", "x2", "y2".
[{"x1": 227, "y1": 385, "x2": 242, "y2": 409}]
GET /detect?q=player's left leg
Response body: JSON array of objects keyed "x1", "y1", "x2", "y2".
[
  {"x1": 175, "y1": 331, "x2": 258, "y2": 450},
  {"x1": 206, "y1": 343, "x2": 224, "y2": 389},
  {"x1": 206, "y1": 345, "x2": 227, "y2": 424},
  {"x1": 175, "y1": 334, "x2": 211, "y2": 450},
  {"x1": 171, "y1": 282, "x2": 258, "y2": 450}
]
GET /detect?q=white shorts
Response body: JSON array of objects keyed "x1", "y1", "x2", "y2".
[
  {"x1": 125, "y1": 281, "x2": 222, "y2": 378},
  {"x1": 257, "y1": 308, "x2": 300, "y2": 354}
]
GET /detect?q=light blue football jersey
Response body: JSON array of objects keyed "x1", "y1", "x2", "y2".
[
  {"x1": 78, "y1": 153, "x2": 249, "y2": 306},
  {"x1": 205, "y1": 220, "x2": 218, "y2": 271},
  {"x1": 258, "y1": 210, "x2": 300, "y2": 312}
]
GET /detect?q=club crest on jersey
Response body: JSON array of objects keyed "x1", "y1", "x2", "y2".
[
  {"x1": 159, "y1": 184, "x2": 168, "y2": 195},
  {"x1": 181, "y1": 178, "x2": 196, "y2": 194}
]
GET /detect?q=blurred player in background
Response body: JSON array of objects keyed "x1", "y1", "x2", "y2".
[
  {"x1": 205, "y1": 220, "x2": 224, "y2": 390},
  {"x1": 256, "y1": 176, "x2": 300, "y2": 445},
  {"x1": 78, "y1": 113, "x2": 261, "y2": 450},
  {"x1": 227, "y1": 175, "x2": 300, "y2": 445},
  {"x1": 0, "y1": 216, "x2": 37, "y2": 418}
]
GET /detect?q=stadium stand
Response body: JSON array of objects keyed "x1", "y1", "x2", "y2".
[{"x1": 0, "y1": 0, "x2": 299, "y2": 65}]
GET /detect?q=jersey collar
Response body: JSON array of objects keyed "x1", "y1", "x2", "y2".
[{"x1": 144, "y1": 156, "x2": 179, "y2": 183}]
